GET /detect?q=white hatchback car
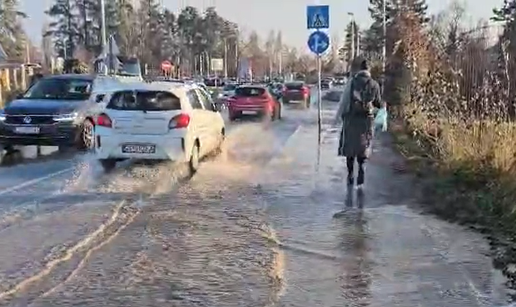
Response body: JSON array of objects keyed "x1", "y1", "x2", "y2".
[{"x1": 94, "y1": 82, "x2": 225, "y2": 173}]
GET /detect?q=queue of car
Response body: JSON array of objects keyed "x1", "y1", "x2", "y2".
[
  {"x1": 0, "y1": 74, "x2": 313, "y2": 171},
  {"x1": 0, "y1": 74, "x2": 226, "y2": 172}
]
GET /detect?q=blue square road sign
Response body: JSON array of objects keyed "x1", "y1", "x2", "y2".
[{"x1": 306, "y1": 5, "x2": 329, "y2": 29}]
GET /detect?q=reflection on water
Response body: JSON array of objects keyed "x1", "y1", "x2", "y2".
[{"x1": 336, "y1": 189, "x2": 372, "y2": 306}]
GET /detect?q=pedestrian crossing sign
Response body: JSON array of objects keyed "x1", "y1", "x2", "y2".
[
  {"x1": 307, "y1": 5, "x2": 329, "y2": 29},
  {"x1": 313, "y1": 14, "x2": 325, "y2": 28}
]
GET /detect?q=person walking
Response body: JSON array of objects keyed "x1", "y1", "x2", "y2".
[{"x1": 334, "y1": 58, "x2": 383, "y2": 188}]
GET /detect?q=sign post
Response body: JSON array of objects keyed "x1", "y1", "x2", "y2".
[
  {"x1": 307, "y1": 5, "x2": 330, "y2": 143},
  {"x1": 211, "y1": 58, "x2": 223, "y2": 87}
]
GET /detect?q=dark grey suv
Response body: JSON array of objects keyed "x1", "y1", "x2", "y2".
[{"x1": 0, "y1": 74, "x2": 97, "y2": 153}]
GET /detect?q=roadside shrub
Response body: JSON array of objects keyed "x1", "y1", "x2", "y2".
[{"x1": 388, "y1": 11, "x2": 516, "y2": 249}]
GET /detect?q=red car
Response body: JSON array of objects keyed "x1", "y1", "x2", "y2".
[
  {"x1": 282, "y1": 82, "x2": 310, "y2": 108},
  {"x1": 227, "y1": 86, "x2": 282, "y2": 121}
]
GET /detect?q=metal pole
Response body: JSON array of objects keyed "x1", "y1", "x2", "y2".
[
  {"x1": 382, "y1": 0, "x2": 386, "y2": 74},
  {"x1": 100, "y1": 0, "x2": 107, "y2": 55},
  {"x1": 224, "y1": 39, "x2": 228, "y2": 78},
  {"x1": 108, "y1": 35, "x2": 113, "y2": 74},
  {"x1": 317, "y1": 54, "x2": 322, "y2": 144},
  {"x1": 356, "y1": 28, "x2": 360, "y2": 56},
  {"x1": 348, "y1": 12, "x2": 354, "y2": 70},
  {"x1": 350, "y1": 25, "x2": 354, "y2": 62}
]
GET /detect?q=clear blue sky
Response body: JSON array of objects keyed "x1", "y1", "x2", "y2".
[{"x1": 21, "y1": 0, "x2": 496, "y2": 52}]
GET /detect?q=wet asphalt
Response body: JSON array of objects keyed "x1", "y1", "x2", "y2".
[{"x1": 0, "y1": 91, "x2": 511, "y2": 306}]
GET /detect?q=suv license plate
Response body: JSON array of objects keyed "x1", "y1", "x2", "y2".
[
  {"x1": 242, "y1": 111, "x2": 257, "y2": 115},
  {"x1": 122, "y1": 144, "x2": 156, "y2": 154},
  {"x1": 15, "y1": 126, "x2": 40, "y2": 134}
]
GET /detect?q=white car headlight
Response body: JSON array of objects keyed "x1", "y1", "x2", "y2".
[
  {"x1": 53, "y1": 112, "x2": 78, "y2": 122},
  {"x1": 0, "y1": 111, "x2": 5, "y2": 121}
]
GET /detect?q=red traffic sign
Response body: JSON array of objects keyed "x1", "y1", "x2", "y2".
[{"x1": 161, "y1": 60, "x2": 172, "y2": 70}]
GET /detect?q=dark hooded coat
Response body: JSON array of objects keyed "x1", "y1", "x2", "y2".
[{"x1": 336, "y1": 70, "x2": 382, "y2": 158}]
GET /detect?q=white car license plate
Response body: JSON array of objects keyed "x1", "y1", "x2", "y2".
[
  {"x1": 15, "y1": 126, "x2": 40, "y2": 134},
  {"x1": 242, "y1": 111, "x2": 257, "y2": 115},
  {"x1": 121, "y1": 144, "x2": 156, "y2": 154}
]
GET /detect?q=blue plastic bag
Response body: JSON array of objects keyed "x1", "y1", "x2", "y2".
[{"x1": 374, "y1": 107, "x2": 388, "y2": 132}]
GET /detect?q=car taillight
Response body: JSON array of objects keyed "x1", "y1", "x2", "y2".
[
  {"x1": 97, "y1": 114, "x2": 112, "y2": 127},
  {"x1": 169, "y1": 114, "x2": 190, "y2": 129}
]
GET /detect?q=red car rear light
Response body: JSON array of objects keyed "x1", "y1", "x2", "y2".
[
  {"x1": 97, "y1": 113, "x2": 112, "y2": 127},
  {"x1": 169, "y1": 113, "x2": 190, "y2": 129}
]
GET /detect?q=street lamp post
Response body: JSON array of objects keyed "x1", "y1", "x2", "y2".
[
  {"x1": 100, "y1": 0, "x2": 107, "y2": 54},
  {"x1": 348, "y1": 12, "x2": 355, "y2": 62},
  {"x1": 382, "y1": 0, "x2": 386, "y2": 74}
]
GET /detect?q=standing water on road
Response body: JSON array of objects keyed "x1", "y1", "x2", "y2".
[
  {"x1": 0, "y1": 102, "x2": 511, "y2": 307},
  {"x1": 257, "y1": 102, "x2": 511, "y2": 307}
]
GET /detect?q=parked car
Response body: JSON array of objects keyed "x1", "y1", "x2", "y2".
[
  {"x1": 227, "y1": 85, "x2": 282, "y2": 121},
  {"x1": 94, "y1": 82, "x2": 225, "y2": 173},
  {"x1": 282, "y1": 81, "x2": 310, "y2": 108},
  {"x1": 0, "y1": 74, "x2": 99, "y2": 153}
]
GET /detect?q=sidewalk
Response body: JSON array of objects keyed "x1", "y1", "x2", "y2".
[{"x1": 261, "y1": 117, "x2": 508, "y2": 307}]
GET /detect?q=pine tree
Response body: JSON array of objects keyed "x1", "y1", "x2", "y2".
[
  {"x1": 493, "y1": 0, "x2": 516, "y2": 22},
  {"x1": 114, "y1": 0, "x2": 137, "y2": 55},
  {"x1": 137, "y1": 0, "x2": 164, "y2": 64},
  {"x1": 46, "y1": 0, "x2": 79, "y2": 57},
  {"x1": 0, "y1": 0, "x2": 26, "y2": 60},
  {"x1": 391, "y1": 0, "x2": 429, "y2": 23},
  {"x1": 366, "y1": 0, "x2": 393, "y2": 56}
]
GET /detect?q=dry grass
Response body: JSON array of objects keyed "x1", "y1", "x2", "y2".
[{"x1": 393, "y1": 100, "x2": 516, "y2": 237}]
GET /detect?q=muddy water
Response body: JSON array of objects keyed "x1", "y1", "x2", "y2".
[
  {"x1": 258, "y1": 102, "x2": 511, "y2": 307},
  {"x1": 0, "y1": 99, "x2": 511, "y2": 307},
  {"x1": 0, "y1": 118, "x2": 299, "y2": 306}
]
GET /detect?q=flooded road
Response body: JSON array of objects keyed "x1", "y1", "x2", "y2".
[{"x1": 0, "y1": 98, "x2": 511, "y2": 306}]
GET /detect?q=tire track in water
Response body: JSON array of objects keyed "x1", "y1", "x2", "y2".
[
  {"x1": 0, "y1": 159, "x2": 192, "y2": 305},
  {"x1": 0, "y1": 200, "x2": 139, "y2": 305},
  {"x1": 21, "y1": 120, "x2": 298, "y2": 307}
]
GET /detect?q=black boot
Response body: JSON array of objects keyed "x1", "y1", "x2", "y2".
[
  {"x1": 357, "y1": 158, "x2": 366, "y2": 187},
  {"x1": 346, "y1": 156, "x2": 355, "y2": 186},
  {"x1": 347, "y1": 174, "x2": 354, "y2": 186}
]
